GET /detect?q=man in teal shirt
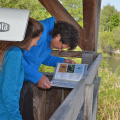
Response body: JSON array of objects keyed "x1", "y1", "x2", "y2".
[{"x1": 23, "y1": 16, "x2": 79, "y2": 89}]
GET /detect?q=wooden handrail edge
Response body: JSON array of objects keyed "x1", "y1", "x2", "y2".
[{"x1": 49, "y1": 53, "x2": 102, "y2": 120}]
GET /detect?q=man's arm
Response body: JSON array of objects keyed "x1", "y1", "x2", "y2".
[
  {"x1": 23, "y1": 58, "x2": 42, "y2": 84},
  {"x1": 43, "y1": 54, "x2": 76, "y2": 67},
  {"x1": 42, "y1": 55, "x2": 65, "y2": 67},
  {"x1": 24, "y1": 58, "x2": 53, "y2": 89}
]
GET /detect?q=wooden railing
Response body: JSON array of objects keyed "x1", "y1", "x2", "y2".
[
  {"x1": 20, "y1": 52, "x2": 102, "y2": 120},
  {"x1": 49, "y1": 53, "x2": 102, "y2": 120}
]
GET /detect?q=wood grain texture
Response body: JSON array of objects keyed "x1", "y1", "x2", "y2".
[
  {"x1": 51, "y1": 50, "x2": 82, "y2": 58},
  {"x1": 49, "y1": 79, "x2": 86, "y2": 120},
  {"x1": 84, "y1": 85, "x2": 93, "y2": 120},
  {"x1": 83, "y1": 0, "x2": 101, "y2": 51}
]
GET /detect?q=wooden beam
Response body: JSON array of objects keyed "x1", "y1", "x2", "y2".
[
  {"x1": 95, "y1": 0, "x2": 101, "y2": 54},
  {"x1": 51, "y1": 50, "x2": 82, "y2": 58},
  {"x1": 83, "y1": 0, "x2": 96, "y2": 51},
  {"x1": 83, "y1": 0, "x2": 101, "y2": 51},
  {"x1": 38, "y1": 0, "x2": 84, "y2": 49}
]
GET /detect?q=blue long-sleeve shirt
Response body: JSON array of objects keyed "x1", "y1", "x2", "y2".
[
  {"x1": 0, "y1": 47, "x2": 24, "y2": 120},
  {"x1": 23, "y1": 17, "x2": 64, "y2": 84}
]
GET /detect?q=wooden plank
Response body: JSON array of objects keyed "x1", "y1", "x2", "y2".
[
  {"x1": 83, "y1": 53, "x2": 102, "y2": 84},
  {"x1": 39, "y1": 0, "x2": 84, "y2": 49},
  {"x1": 32, "y1": 85, "x2": 45, "y2": 120},
  {"x1": 32, "y1": 84, "x2": 72, "y2": 120},
  {"x1": 44, "y1": 75, "x2": 64, "y2": 120},
  {"x1": 84, "y1": 85, "x2": 94, "y2": 120},
  {"x1": 92, "y1": 96, "x2": 97, "y2": 120},
  {"x1": 32, "y1": 54, "x2": 101, "y2": 120},
  {"x1": 20, "y1": 82, "x2": 34, "y2": 120},
  {"x1": 51, "y1": 50, "x2": 82, "y2": 58},
  {"x1": 32, "y1": 74, "x2": 72, "y2": 120},
  {"x1": 39, "y1": 54, "x2": 101, "y2": 120},
  {"x1": 45, "y1": 88, "x2": 63, "y2": 120},
  {"x1": 63, "y1": 88, "x2": 72, "y2": 99},
  {"x1": 92, "y1": 77, "x2": 101, "y2": 120},
  {"x1": 76, "y1": 78, "x2": 101, "y2": 120},
  {"x1": 49, "y1": 78, "x2": 86, "y2": 120}
]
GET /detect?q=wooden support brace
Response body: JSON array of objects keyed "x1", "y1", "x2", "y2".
[{"x1": 38, "y1": 0, "x2": 84, "y2": 49}]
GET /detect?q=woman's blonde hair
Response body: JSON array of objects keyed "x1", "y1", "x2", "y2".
[{"x1": 0, "y1": 18, "x2": 43, "y2": 68}]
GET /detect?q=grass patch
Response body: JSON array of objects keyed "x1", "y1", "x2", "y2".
[{"x1": 97, "y1": 60, "x2": 120, "y2": 120}]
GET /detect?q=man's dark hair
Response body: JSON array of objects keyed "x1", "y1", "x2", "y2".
[{"x1": 50, "y1": 21, "x2": 80, "y2": 50}]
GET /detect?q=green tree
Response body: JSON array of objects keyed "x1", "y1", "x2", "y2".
[
  {"x1": 100, "y1": 4, "x2": 119, "y2": 32},
  {"x1": 112, "y1": 25, "x2": 120, "y2": 49},
  {"x1": 99, "y1": 31, "x2": 115, "y2": 53},
  {"x1": 60, "y1": 0, "x2": 83, "y2": 27},
  {"x1": 0, "y1": 0, "x2": 51, "y2": 20},
  {"x1": 110, "y1": 13, "x2": 119, "y2": 30},
  {"x1": 0, "y1": 0, "x2": 83, "y2": 26}
]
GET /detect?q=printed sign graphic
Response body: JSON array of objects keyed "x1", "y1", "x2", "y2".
[{"x1": 0, "y1": 22, "x2": 10, "y2": 32}]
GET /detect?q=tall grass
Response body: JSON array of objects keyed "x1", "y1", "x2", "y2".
[{"x1": 97, "y1": 59, "x2": 120, "y2": 120}]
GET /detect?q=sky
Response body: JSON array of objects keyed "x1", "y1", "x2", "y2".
[{"x1": 101, "y1": 0, "x2": 120, "y2": 11}]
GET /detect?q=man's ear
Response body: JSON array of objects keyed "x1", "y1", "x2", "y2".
[
  {"x1": 57, "y1": 34, "x2": 61, "y2": 41},
  {"x1": 57, "y1": 34, "x2": 60, "y2": 37}
]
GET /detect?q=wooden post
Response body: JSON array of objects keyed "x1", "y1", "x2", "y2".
[
  {"x1": 95, "y1": 0, "x2": 101, "y2": 54},
  {"x1": 82, "y1": 51, "x2": 95, "y2": 69},
  {"x1": 83, "y1": 0, "x2": 101, "y2": 52},
  {"x1": 83, "y1": 0, "x2": 96, "y2": 51},
  {"x1": 38, "y1": 0, "x2": 84, "y2": 49}
]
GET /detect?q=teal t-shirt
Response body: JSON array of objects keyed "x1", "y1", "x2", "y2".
[{"x1": 0, "y1": 47, "x2": 24, "y2": 120}]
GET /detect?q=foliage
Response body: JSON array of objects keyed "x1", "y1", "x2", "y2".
[
  {"x1": 0, "y1": 0, "x2": 83, "y2": 27},
  {"x1": 110, "y1": 13, "x2": 120, "y2": 30},
  {"x1": 59, "y1": 0, "x2": 83, "y2": 27},
  {"x1": 100, "y1": 4, "x2": 119, "y2": 32},
  {"x1": 99, "y1": 24, "x2": 120, "y2": 53},
  {"x1": 0, "y1": 0, "x2": 51, "y2": 20},
  {"x1": 98, "y1": 31, "x2": 115, "y2": 53},
  {"x1": 112, "y1": 25, "x2": 120, "y2": 49}
]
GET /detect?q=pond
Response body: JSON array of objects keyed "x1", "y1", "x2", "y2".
[{"x1": 103, "y1": 57, "x2": 120, "y2": 72}]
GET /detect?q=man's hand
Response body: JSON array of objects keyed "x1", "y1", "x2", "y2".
[
  {"x1": 63, "y1": 59, "x2": 76, "y2": 64},
  {"x1": 37, "y1": 75, "x2": 53, "y2": 89}
]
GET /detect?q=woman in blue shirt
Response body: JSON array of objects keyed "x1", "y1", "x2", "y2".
[{"x1": 0, "y1": 18, "x2": 43, "y2": 120}]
